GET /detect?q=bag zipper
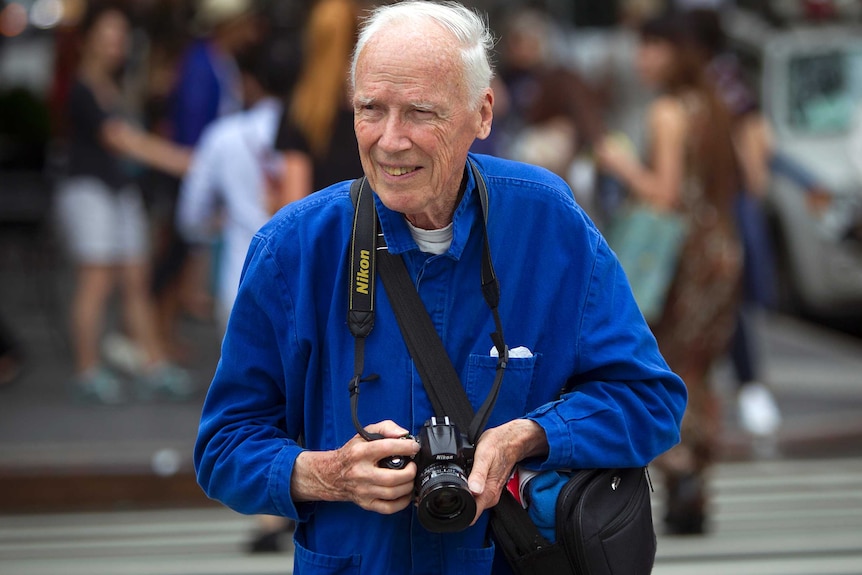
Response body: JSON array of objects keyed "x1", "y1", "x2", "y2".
[{"x1": 598, "y1": 468, "x2": 648, "y2": 539}]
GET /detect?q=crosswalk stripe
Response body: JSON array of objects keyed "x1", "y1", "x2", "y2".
[
  {"x1": 652, "y1": 457, "x2": 862, "y2": 574},
  {"x1": 1, "y1": 457, "x2": 860, "y2": 574}
]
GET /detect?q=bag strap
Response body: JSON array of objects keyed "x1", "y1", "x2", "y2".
[
  {"x1": 492, "y1": 491, "x2": 564, "y2": 572},
  {"x1": 347, "y1": 160, "x2": 507, "y2": 444}
]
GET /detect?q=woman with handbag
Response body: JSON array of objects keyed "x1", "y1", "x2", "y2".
[{"x1": 596, "y1": 12, "x2": 742, "y2": 535}]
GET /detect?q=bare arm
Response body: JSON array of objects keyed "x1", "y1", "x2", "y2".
[
  {"x1": 101, "y1": 118, "x2": 192, "y2": 178},
  {"x1": 269, "y1": 150, "x2": 314, "y2": 214},
  {"x1": 734, "y1": 113, "x2": 773, "y2": 198},
  {"x1": 597, "y1": 97, "x2": 688, "y2": 211}
]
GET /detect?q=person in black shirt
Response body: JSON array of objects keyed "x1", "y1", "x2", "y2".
[
  {"x1": 55, "y1": 3, "x2": 194, "y2": 404},
  {"x1": 270, "y1": 0, "x2": 364, "y2": 209}
]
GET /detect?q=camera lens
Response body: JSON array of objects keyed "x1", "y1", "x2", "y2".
[
  {"x1": 416, "y1": 463, "x2": 476, "y2": 533},
  {"x1": 429, "y1": 490, "x2": 462, "y2": 517}
]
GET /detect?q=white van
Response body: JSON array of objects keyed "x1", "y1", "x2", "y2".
[{"x1": 729, "y1": 11, "x2": 862, "y2": 317}]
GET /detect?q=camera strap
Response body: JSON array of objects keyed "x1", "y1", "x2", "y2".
[
  {"x1": 347, "y1": 159, "x2": 508, "y2": 444},
  {"x1": 347, "y1": 162, "x2": 564, "y2": 567}
]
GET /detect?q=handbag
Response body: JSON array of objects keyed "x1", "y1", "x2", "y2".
[
  {"x1": 605, "y1": 204, "x2": 688, "y2": 324},
  {"x1": 347, "y1": 162, "x2": 656, "y2": 574},
  {"x1": 493, "y1": 467, "x2": 656, "y2": 575}
]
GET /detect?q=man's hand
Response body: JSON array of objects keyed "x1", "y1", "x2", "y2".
[
  {"x1": 466, "y1": 419, "x2": 548, "y2": 525},
  {"x1": 292, "y1": 420, "x2": 421, "y2": 514}
]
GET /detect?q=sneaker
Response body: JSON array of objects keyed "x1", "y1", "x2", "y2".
[
  {"x1": 73, "y1": 367, "x2": 126, "y2": 405},
  {"x1": 135, "y1": 362, "x2": 197, "y2": 401},
  {"x1": 738, "y1": 382, "x2": 782, "y2": 437},
  {"x1": 102, "y1": 332, "x2": 146, "y2": 375}
]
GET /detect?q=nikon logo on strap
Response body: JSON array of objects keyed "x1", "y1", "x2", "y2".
[{"x1": 356, "y1": 249, "x2": 371, "y2": 295}]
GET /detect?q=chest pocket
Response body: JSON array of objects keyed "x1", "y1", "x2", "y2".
[{"x1": 465, "y1": 353, "x2": 540, "y2": 428}]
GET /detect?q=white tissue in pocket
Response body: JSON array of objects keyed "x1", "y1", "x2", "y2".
[{"x1": 490, "y1": 345, "x2": 533, "y2": 358}]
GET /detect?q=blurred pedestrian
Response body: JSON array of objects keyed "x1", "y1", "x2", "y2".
[
  {"x1": 170, "y1": 0, "x2": 260, "y2": 147},
  {"x1": 54, "y1": 2, "x2": 195, "y2": 404},
  {"x1": 271, "y1": 0, "x2": 364, "y2": 205},
  {"x1": 687, "y1": 7, "x2": 783, "y2": 440},
  {"x1": 686, "y1": 8, "x2": 837, "y2": 439},
  {"x1": 597, "y1": 12, "x2": 742, "y2": 534},
  {"x1": 495, "y1": 7, "x2": 605, "y2": 195},
  {"x1": 176, "y1": 39, "x2": 300, "y2": 552},
  {"x1": 177, "y1": 40, "x2": 297, "y2": 331},
  {"x1": 588, "y1": 0, "x2": 664, "y2": 227},
  {"x1": 151, "y1": 0, "x2": 260, "y2": 361},
  {"x1": 248, "y1": 0, "x2": 366, "y2": 552}
]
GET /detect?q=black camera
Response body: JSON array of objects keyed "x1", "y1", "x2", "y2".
[{"x1": 381, "y1": 416, "x2": 476, "y2": 533}]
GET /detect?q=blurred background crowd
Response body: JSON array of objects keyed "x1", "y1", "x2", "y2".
[{"x1": 1, "y1": 0, "x2": 862, "y2": 553}]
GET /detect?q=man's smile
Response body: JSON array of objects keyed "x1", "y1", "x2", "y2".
[{"x1": 382, "y1": 165, "x2": 420, "y2": 177}]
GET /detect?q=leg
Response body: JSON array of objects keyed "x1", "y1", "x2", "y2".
[
  {"x1": 149, "y1": 178, "x2": 194, "y2": 362},
  {"x1": 118, "y1": 259, "x2": 165, "y2": 368},
  {"x1": 654, "y1": 361, "x2": 719, "y2": 535},
  {"x1": 69, "y1": 263, "x2": 126, "y2": 404},
  {"x1": 732, "y1": 308, "x2": 781, "y2": 437},
  {"x1": 71, "y1": 264, "x2": 116, "y2": 374},
  {"x1": 55, "y1": 177, "x2": 130, "y2": 403},
  {"x1": 730, "y1": 307, "x2": 758, "y2": 386},
  {"x1": 119, "y1": 259, "x2": 197, "y2": 401}
]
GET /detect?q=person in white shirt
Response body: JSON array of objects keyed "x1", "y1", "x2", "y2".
[
  {"x1": 177, "y1": 42, "x2": 298, "y2": 326},
  {"x1": 177, "y1": 40, "x2": 301, "y2": 552}
]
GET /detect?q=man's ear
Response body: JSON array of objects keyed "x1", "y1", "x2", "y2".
[{"x1": 475, "y1": 89, "x2": 494, "y2": 140}]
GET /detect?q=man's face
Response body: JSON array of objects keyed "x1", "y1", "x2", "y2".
[{"x1": 353, "y1": 24, "x2": 493, "y2": 229}]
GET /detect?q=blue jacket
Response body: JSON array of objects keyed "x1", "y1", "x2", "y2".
[{"x1": 194, "y1": 154, "x2": 686, "y2": 574}]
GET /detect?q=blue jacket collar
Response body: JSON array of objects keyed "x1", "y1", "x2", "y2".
[{"x1": 373, "y1": 159, "x2": 480, "y2": 260}]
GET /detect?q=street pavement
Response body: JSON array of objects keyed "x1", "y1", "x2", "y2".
[{"x1": 2, "y1": 455, "x2": 861, "y2": 574}]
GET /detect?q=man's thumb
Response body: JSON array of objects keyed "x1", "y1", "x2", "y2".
[{"x1": 468, "y1": 472, "x2": 485, "y2": 495}]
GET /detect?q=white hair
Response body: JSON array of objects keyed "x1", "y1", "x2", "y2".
[{"x1": 350, "y1": 1, "x2": 495, "y2": 109}]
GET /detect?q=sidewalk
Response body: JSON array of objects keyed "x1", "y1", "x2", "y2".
[
  {"x1": 0, "y1": 234, "x2": 223, "y2": 512},
  {"x1": 1, "y1": 246, "x2": 862, "y2": 512},
  {"x1": 0, "y1": 309, "x2": 222, "y2": 512}
]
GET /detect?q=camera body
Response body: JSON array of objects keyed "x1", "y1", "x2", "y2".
[{"x1": 381, "y1": 416, "x2": 476, "y2": 533}]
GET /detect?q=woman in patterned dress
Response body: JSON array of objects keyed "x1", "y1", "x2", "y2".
[{"x1": 597, "y1": 12, "x2": 742, "y2": 534}]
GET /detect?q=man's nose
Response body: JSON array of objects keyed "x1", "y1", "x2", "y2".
[{"x1": 378, "y1": 115, "x2": 412, "y2": 153}]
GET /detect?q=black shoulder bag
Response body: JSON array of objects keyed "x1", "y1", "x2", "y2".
[{"x1": 347, "y1": 160, "x2": 657, "y2": 575}]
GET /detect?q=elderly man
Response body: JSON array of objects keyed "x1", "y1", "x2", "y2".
[{"x1": 194, "y1": 2, "x2": 685, "y2": 573}]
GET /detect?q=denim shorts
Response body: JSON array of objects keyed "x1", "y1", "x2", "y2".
[{"x1": 55, "y1": 176, "x2": 149, "y2": 264}]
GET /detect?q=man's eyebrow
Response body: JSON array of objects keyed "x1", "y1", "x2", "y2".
[{"x1": 354, "y1": 95, "x2": 374, "y2": 107}]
